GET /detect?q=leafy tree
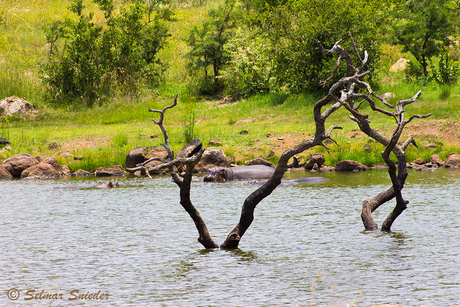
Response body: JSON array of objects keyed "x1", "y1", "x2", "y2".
[
  {"x1": 390, "y1": 0, "x2": 459, "y2": 76},
  {"x1": 240, "y1": 0, "x2": 388, "y2": 93},
  {"x1": 185, "y1": 0, "x2": 236, "y2": 95},
  {"x1": 221, "y1": 26, "x2": 277, "y2": 97},
  {"x1": 41, "y1": 0, "x2": 174, "y2": 106}
]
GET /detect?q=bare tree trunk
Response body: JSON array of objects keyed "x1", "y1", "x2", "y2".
[
  {"x1": 148, "y1": 95, "x2": 218, "y2": 248},
  {"x1": 317, "y1": 34, "x2": 431, "y2": 231},
  {"x1": 221, "y1": 127, "x2": 341, "y2": 248}
]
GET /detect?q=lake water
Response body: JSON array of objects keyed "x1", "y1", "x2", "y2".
[{"x1": 1, "y1": 168, "x2": 459, "y2": 306}]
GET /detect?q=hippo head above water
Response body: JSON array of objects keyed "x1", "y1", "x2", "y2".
[{"x1": 203, "y1": 167, "x2": 227, "y2": 182}]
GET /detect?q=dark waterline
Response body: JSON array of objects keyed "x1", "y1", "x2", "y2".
[{"x1": 1, "y1": 168, "x2": 459, "y2": 306}]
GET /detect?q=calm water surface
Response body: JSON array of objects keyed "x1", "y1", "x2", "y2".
[{"x1": 1, "y1": 168, "x2": 459, "y2": 306}]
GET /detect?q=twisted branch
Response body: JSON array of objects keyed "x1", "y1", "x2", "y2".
[{"x1": 316, "y1": 36, "x2": 432, "y2": 231}]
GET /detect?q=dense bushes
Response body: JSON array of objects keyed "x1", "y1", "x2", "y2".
[
  {"x1": 186, "y1": 0, "x2": 387, "y2": 96},
  {"x1": 41, "y1": 0, "x2": 174, "y2": 106},
  {"x1": 38, "y1": 0, "x2": 460, "y2": 103}
]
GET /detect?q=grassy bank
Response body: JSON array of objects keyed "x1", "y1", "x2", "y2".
[
  {"x1": 1, "y1": 1, "x2": 460, "y2": 172},
  {"x1": 2, "y1": 86, "x2": 460, "y2": 172}
]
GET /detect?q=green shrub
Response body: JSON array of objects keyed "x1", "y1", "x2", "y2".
[
  {"x1": 40, "y1": 0, "x2": 174, "y2": 106},
  {"x1": 185, "y1": 0, "x2": 236, "y2": 95},
  {"x1": 222, "y1": 26, "x2": 277, "y2": 97},
  {"x1": 431, "y1": 53, "x2": 459, "y2": 99}
]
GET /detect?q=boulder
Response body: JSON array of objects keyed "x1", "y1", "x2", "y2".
[
  {"x1": 195, "y1": 147, "x2": 230, "y2": 172},
  {"x1": 41, "y1": 156, "x2": 65, "y2": 174},
  {"x1": 60, "y1": 165, "x2": 72, "y2": 176},
  {"x1": 381, "y1": 92, "x2": 396, "y2": 100},
  {"x1": 0, "y1": 137, "x2": 10, "y2": 145},
  {"x1": 245, "y1": 157, "x2": 274, "y2": 168},
  {"x1": 335, "y1": 160, "x2": 368, "y2": 172},
  {"x1": 444, "y1": 152, "x2": 460, "y2": 168},
  {"x1": 59, "y1": 151, "x2": 75, "y2": 159},
  {"x1": 412, "y1": 158, "x2": 425, "y2": 165},
  {"x1": 389, "y1": 58, "x2": 409, "y2": 72},
  {"x1": 144, "y1": 147, "x2": 169, "y2": 174},
  {"x1": 429, "y1": 154, "x2": 444, "y2": 167},
  {"x1": 2, "y1": 153, "x2": 39, "y2": 177},
  {"x1": 0, "y1": 165, "x2": 13, "y2": 179},
  {"x1": 321, "y1": 165, "x2": 335, "y2": 172},
  {"x1": 21, "y1": 162, "x2": 61, "y2": 179},
  {"x1": 0, "y1": 96, "x2": 34, "y2": 116},
  {"x1": 304, "y1": 153, "x2": 325, "y2": 170},
  {"x1": 176, "y1": 138, "x2": 203, "y2": 160},
  {"x1": 36, "y1": 155, "x2": 59, "y2": 167},
  {"x1": 126, "y1": 146, "x2": 157, "y2": 169},
  {"x1": 35, "y1": 155, "x2": 65, "y2": 173},
  {"x1": 73, "y1": 169, "x2": 94, "y2": 177},
  {"x1": 95, "y1": 165, "x2": 126, "y2": 177},
  {"x1": 287, "y1": 156, "x2": 299, "y2": 168}
]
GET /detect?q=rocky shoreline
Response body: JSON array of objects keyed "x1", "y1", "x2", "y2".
[{"x1": 2, "y1": 144, "x2": 460, "y2": 180}]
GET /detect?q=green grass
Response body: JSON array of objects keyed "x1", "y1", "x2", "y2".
[{"x1": 3, "y1": 88, "x2": 460, "y2": 171}]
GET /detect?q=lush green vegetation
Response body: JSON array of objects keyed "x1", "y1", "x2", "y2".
[{"x1": 1, "y1": 0, "x2": 460, "y2": 171}]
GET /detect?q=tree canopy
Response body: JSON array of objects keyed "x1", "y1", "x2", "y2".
[{"x1": 390, "y1": 0, "x2": 460, "y2": 76}]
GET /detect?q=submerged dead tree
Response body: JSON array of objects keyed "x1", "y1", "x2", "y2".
[
  {"x1": 141, "y1": 36, "x2": 431, "y2": 249},
  {"x1": 143, "y1": 90, "x2": 343, "y2": 249},
  {"x1": 316, "y1": 34, "x2": 432, "y2": 231}
]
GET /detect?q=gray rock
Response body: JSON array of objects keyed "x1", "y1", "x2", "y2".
[
  {"x1": 73, "y1": 169, "x2": 94, "y2": 177},
  {"x1": 304, "y1": 153, "x2": 325, "y2": 170},
  {"x1": 0, "y1": 96, "x2": 34, "y2": 116},
  {"x1": 444, "y1": 152, "x2": 460, "y2": 168},
  {"x1": 21, "y1": 162, "x2": 61, "y2": 179},
  {"x1": 389, "y1": 58, "x2": 409, "y2": 72},
  {"x1": 95, "y1": 165, "x2": 126, "y2": 177},
  {"x1": 335, "y1": 160, "x2": 368, "y2": 172},
  {"x1": 0, "y1": 137, "x2": 9, "y2": 145},
  {"x1": 195, "y1": 147, "x2": 230, "y2": 172},
  {"x1": 412, "y1": 158, "x2": 425, "y2": 165},
  {"x1": 176, "y1": 139, "x2": 202, "y2": 160},
  {"x1": 0, "y1": 165, "x2": 13, "y2": 179},
  {"x1": 2, "y1": 153, "x2": 39, "y2": 177},
  {"x1": 125, "y1": 146, "x2": 157, "y2": 169},
  {"x1": 429, "y1": 154, "x2": 444, "y2": 166},
  {"x1": 144, "y1": 147, "x2": 169, "y2": 174}
]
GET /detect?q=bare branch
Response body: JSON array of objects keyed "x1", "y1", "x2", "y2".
[
  {"x1": 350, "y1": 94, "x2": 396, "y2": 117},
  {"x1": 149, "y1": 94, "x2": 178, "y2": 160},
  {"x1": 405, "y1": 113, "x2": 433, "y2": 125},
  {"x1": 398, "y1": 90, "x2": 422, "y2": 108},
  {"x1": 149, "y1": 93, "x2": 178, "y2": 125}
]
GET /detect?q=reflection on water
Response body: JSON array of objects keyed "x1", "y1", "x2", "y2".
[{"x1": 1, "y1": 168, "x2": 459, "y2": 306}]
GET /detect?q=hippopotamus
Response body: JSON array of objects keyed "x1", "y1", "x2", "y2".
[
  {"x1": 211, "y1": 177, "x2": 329, "y2": 186},
  {"x1": 54, "y1": 181, "x2": 131, "y2": 189},
  {"x1": 247, "y1": 177, "x2": 329, "y2": 185},
  {"x1": 203, "y1": 165, "x2": 277, "y2": 182}
]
